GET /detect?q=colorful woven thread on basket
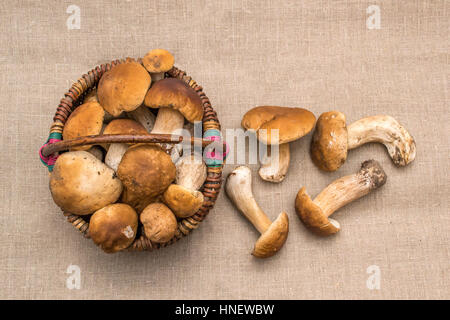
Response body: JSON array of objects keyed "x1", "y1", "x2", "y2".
[
  {"x1": 39, "y1": 132, "x2": 62, "y2": 172},
  {"x1": 203, "y1": 129, "x2": 229, "y2": 167}
]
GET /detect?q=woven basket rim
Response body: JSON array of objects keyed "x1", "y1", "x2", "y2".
[{"x1": 47, "y1": 57, "x2": 223, "y2": 252}]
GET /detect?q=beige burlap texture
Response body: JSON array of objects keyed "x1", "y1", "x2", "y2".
[{"x1": 0, "y1": 0, "x2": 448, "y2": 299}]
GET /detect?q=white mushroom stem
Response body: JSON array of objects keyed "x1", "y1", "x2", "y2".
[
  {"x1": 259, "y1": 143, "x2": 290, "y2": 183},
  {"x1": 313, "y1": 160, "x2": 387, "y2": 217},
  {"x1": 226, "y1": 166, "x2": 272, "y2": 234},
  {"x1": 105, "y1": 143, "x2": 128, "y2": 172},
  {"x1": 347, "y1": 115, "x2": 416, "y2": 166},
  {"x1": 127, "y1": 106, "x2": 156, "y2": 133},
  {"x1": 176, "y1": 154, "x2": 207, "y2": 191},
  {"x1": 151, "y1": 107, "x2": 185, "y2": 161}
]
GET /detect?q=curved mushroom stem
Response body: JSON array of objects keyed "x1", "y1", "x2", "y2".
[
  {"x1": 347, "y1": 115, "x2": 416, "y2": 166},
  {"x1": 313, "y1": 160, "x2": 387, "y2": 217},
  {"x1": 127, "y1": 106, "x2": 156, "y2": 133},
  {"x1": 226, "y1": 166, "x2": 272, "y2": 234},
  {"x1": 105, "y1": 143, "x2": 128, "y2": 171},
  {"x1": 259, "y1": 143, "x2": 290, "y2": 183}
]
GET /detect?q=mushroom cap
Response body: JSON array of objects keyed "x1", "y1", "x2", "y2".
[
  {"x1": 89, "y1": 203, "x2": 138, "y2": 253},
  {"x1": 310, "y1": 111, "x2": 348, "y2": 172},
  {"x1": 140, "y1": 202, "x2": 178, "y2": 243},
  {"x1": 102, "y1": 119, "x2": 149, "y2": 149},
  {"x1": 241, "y1": 106, "x2": 316, "y2": 145},
  {"x1": 144, "y1": 78, "x2": 203, "y2": 123},
  {"x1": 295, "y1": 187, "x2": 340, "y2": 236},
  {"x1": 117, "y1": 144, "x2": 175, "y2": 212},
  {"x1": 62, "y1": 102, "x2": 105, "y2": 151},
  {"x1": 175, "y1": 154, "x2": 207, "y2": 191},
  {"x1": 142, "y1": 49, "x2": 175, "y2": 73},
  {"x1": 49, "y1": 151, "x2": 123, "y2": 215},
  {"x1": 97, "y1": 61, "x2": 151, "y2": 117},
  {"x1": 162, "y1": 184, "x2": 204, "y2": 218},
  {"x1": 252, "y1": 212, "x2": 289, "y2": 258}
]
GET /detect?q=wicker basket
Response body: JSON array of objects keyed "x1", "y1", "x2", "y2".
[{"x1": 41, "y1": 57, "x2": 223, "y2": 252}]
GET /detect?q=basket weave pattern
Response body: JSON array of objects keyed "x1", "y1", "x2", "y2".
[{"x1": 48, "y1": 58, "x2": 223, "y2": 251}]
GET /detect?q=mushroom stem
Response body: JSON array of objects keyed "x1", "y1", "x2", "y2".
[
  {"x1": 127, "y1": 106, "x2": 156, "y2": 133},
  {"x1": 259, "y1": 143, "x2": 290, "y2": 183},
  {"x1": 105, "y1": 143, "x2": 128, "y2": 171},
  {"x1": 347, "y1": 115, "x2": 416, "y2": 166},
  {"x1": 151, "y1": 107, "x2": 185, "y2": 134},
  {"x1": 150, "y1": 73, "x2": 165, "y2": 83},
  {"x1": 226, "y1": 166, "x2": 272, "y2": 234},
  {"x1": 313, "y1": 160, "x2": 387, "y2": 217}
]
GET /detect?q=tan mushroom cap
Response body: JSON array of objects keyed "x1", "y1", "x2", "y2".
[
  {"x1": 142, "y1": 49, "x2": 174, "y2": 73},
  {"x1": 163, "y1": 184, "x2": 204, "y2": 218},
  {"x1": 295, "y1": 187, "x2": 340, "y2": 236},
  {"x1": 252, "y1": 212, "x2": 289, "y2": 258},
  {"x1": 62, "y1": 102, "x2": 105, "y2": 151},
  {"x1": 310, "y1": 111, "x2": 348, "y2": 172},
  {"x1": 117, "y1": 144, "x2": 175, "y2": 212},
  {"x1": 102, "y1": 119, "x2": 149, "y2": 149},
  {"x1": 89, "y1": 203, "x2": 138, "y2": 253},
  {"x1": 144, "y1": 78, "x2": 203, "y2": 123},
  {"x1": 97, "y1": 61, "x2": 151, "y2": 117},
  {"x1": 140, "y1": 202, "x2": 177, "y2": 243},
  {"x1": 49, "y1": 151, "x2": 123, "y2": 215},
  {"x1": 241, "y1": 106, "x2": 316, "y2": 145}
]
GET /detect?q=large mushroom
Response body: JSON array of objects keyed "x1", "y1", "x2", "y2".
[
  {"x1": 62, "y1": 101, "x2": 105, "y2": 151},
  {"x1": 102, "y1": 119, "x2": 149, "y2": 171},
  {"x1": 295, "y1": 160, "x2": 387, "y2": 236},
  {"x1": 49, "y1": 151, "x2": 123, "y2": 215},
  {"x1": 142, "y1": 49, "x2": 175, "y2": 82},
  {"x1": 226, "y1": 166, "x2": 289, "y2": 258},
  {"x1": 97, "y1": 61, "x2": 151, "y2": 117},
  {"x1": 241, "y1": 106, "x2": 316, "y2": 183},
  {"x1": 311, "y1": 112, "x2": 416, "y2": 171},
  {"x1": 163, "y1": 153, "x2": 207, "y2": 218},
  {"x1": 89, "y1": 203, "x2": 138, "y2": 253},
  {"x1": 117, "y1": 144, "x2": 175, "y2": 212},
  {"x1": 140, "y1": 202, "x2": 178, "y2": 243}
]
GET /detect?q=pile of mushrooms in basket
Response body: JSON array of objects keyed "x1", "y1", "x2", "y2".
[{"x1": 42, "y1": 49, "x2": 221, "y2": 254}]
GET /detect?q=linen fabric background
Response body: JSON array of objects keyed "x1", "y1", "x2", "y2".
[{"x1": 0, "y1": 0, "x2": 448, "y2": 299}]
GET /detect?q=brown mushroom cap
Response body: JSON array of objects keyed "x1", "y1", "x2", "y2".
[
  {"x1": 294, "y1": 187, "x2": 340, "y2": 236},
  {"x1": 89, "y1": 203, "x2": 138, "y2": 253},
  {"x1": 241, "y1": 106, "x2": 316, "y2": 145},
  {"x1": 49, "y1": 151, "x2": 123, "y2": 215},
  {"x1": 97, "y1": 61, "x2": 151, "y2": 117},
  {"x1": 140, "y1": 202, "x2": 177, "y2": 243},
  {"x1": 142, "y1": 49, "x2": 174, "y2": 73},
  {"x1": 252, "y1": 212, "x2": 289, "y2": 258},
  {"x1": 310, "y1": 111, "x2": 348, "y2": 172},
  {"x1": 144, "y1": 78, "x2": 203, "y2": 123},
  {"x1": 62, "y1": 102, "x2": 105, "y2": 151},
  {"x1": 117, "y1": 144, "x2": 175, "y2": 212},
  {"x1": 163, "y1": 184, "x2": 204, "y2": 218},
  {"x1": 102, "y1": 119, "x2": 149, "y2": 149}
]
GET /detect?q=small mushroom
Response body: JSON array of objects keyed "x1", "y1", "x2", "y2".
[
  {"x1": 62, "y1": 101, "x2": 105, "y2": 151},
  {"x1": 89, "y1": 203, "x2": 138, "y2": 253},
  {"x1": 140, "y1": 202, "x2": 177, "y2": 243},
  {"x1": 117, "y1": 144, "x2": 175, "y2": 212},
  {"x1": 49, "y1": 151, "x2": 123, "y2": 215},
  {"x1": 311, "y1": 112, "x2": 416, "y2": 171},
  {"x1": 97, "y1": 61, "x2": 151, "y2": 117},
  {"x1": 163, "y1": 154, "x2": 206, "y2": 218},
  {"x1": 102, "y1": 119, "x2": 149, "y2": 171},
  {"x1": 241, "y1": 106, "x2": 316, "y2": 183},
  {"x1": 127, "y1": 105, "x2": 156, "y2": 133},
  {"x1": 225, "y1": 166, "x2": 289, "y2": 258},
  {"x1": 142, "y1": 49, "x2": 175, "y2": 82},
  {"x1": 295, "y1": 160, "x2": 387, "y2": 236}
]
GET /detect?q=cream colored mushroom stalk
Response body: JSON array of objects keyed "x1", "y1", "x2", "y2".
[
  {"x1": 225, "y1": 166, "x2": 289, "y2": 258},
  {"x1": 295, "y1": 160, "x2": 387, "y2": 236}
]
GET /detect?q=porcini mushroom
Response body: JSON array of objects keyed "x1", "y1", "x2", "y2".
[
  {"x1": 142, "y1": 49, "x2": 175, "y2": 82},
  {"x1": 140, "y1": 202, "x2": 177, "y2": 243},
  {"x1": 127, "y1": 105, "x2": 156, "y2": 133},
  {"x1": 49, "y1": 151, "x2": 123, "y2": 215},
  {"x1": 87, "y1": 145, "x2": 104, "y2": 161},
  {"x1": 63, "y1": 101, "x2": 105, "y2": 151},
  {"x1": 117, "y1": 144, "x2": 175, "y2": 212},
  {"x1": 311, "y1": 112, "x2": 416, "y2": 171},
  {"x1": 225, "y1": 166, "x2": 289, "y2": 258},
  {"x1": 163, "y1": 154, "x2": 206, "y2": 218},
  {"x1": 241, "y1": 106, "x2": 316, "y2": 183},
  {"x1": 97, "y1": 61, "x2": 151, "y2": 117},
  {"x1": 102, "y1": 119, "x2": 149, "y2": 171},
  {"x1": 295, "y1": 160, "x2": 387, "y2": 236},
  {"x1": 89, "y1": 203, "x2": 138, "y2": 253}
]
